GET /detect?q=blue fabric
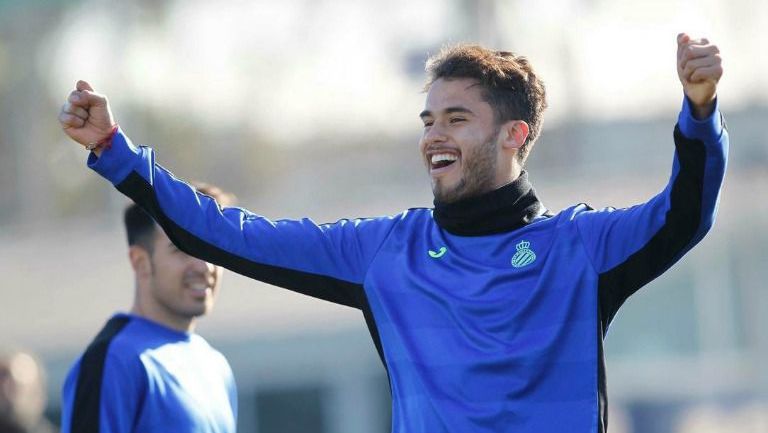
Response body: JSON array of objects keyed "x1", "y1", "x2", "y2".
[
  {"x1": 61, "y1": 314, "x2": 237, "y2": 433},
  {"x1": 88, "y1": 99, "x2": 727, "y2": 433}
]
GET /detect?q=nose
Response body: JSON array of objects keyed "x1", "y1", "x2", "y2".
[
  {"x1": 422, "y1": 123, "x2": 447, "y2": 146},
  {"x1": 189, "y1": 256, "x2": 216, "y2": 274}
]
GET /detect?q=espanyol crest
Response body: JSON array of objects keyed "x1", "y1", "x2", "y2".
[{"x1": 511, "y1": 240, "x2": 536, "y2": 268}]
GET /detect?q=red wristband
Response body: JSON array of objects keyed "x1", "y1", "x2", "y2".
[{"x1": 86, "y1": 124, "x2": 119, "y2": 151}]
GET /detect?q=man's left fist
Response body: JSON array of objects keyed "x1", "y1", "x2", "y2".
[{"x1": 677, "y1": 33, "x2": 723, "y2": 119}]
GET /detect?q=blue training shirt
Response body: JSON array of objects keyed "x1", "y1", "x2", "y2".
[
  {"x1": 61, "y1": 314, "x2": 237, "y2": 433},
  {"x1": 87, "y1": 97, "x2": 727, "y2": 433}
]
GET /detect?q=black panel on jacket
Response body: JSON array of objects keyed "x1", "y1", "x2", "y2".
[{"x1": 70, "y1": 315, "x2": 132, "y2": 433}]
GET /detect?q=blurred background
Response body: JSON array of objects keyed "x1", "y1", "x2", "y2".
[{"x1": 1, "y1": 0, "x2": 766, "y2": 432}]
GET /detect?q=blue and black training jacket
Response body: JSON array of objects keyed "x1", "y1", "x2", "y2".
[{"x1": 87, "y1": 96, "x2": 727, "y2": 433}]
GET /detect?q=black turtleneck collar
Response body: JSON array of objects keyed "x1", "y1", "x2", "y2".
[{"x1": 432, "y1": 171, "x2": 548, "y2": 236}]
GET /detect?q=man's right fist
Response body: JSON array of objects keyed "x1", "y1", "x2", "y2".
[
  {"x1": 676, "y1": 33, "x2": 722, "y2": 119},
  {"x1": 59, "y1": 80, "x2": 116, "y2": 155}
]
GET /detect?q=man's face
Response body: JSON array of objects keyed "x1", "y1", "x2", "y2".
[
  {"x1": 143, "y1": 229, "x2": 222, "y2": 326},
  {"x1": 419, "y1": 78, "x2": 506, "y2": 203}
]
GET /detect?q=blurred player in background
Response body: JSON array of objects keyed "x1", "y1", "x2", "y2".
[{"x1": 59, "y1": 184, "x2": 237, "y2": 433}]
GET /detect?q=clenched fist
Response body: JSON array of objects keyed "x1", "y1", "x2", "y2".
[
  {"x1": 59, "y1": 80, "x2": 116, "y2": 156},
  {"x1": 677, "y1": 33, "x2": 723, "y2": 119}
]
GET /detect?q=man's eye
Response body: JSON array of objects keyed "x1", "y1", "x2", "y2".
[
  {"x1": 423, "y1": 121, "x2": 433, "y2": 128},
  {"x1": 449, "y1": 117, "x2": 465, "y2": 124}
]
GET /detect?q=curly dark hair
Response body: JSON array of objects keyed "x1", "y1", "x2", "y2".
[{"x1": 425, "y1": 45, "x2": 547, "y2": 162}]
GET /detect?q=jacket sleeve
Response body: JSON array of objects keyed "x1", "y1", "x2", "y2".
[
  {"x1": 574, "y1": 96, "x2": 728, "y2": 332},
  {"x1": 87, "y1": 134, "x2": 398, "y2": 308}
]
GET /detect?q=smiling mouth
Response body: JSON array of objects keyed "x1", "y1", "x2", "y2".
[
  {"x1": 430, "y1": 153, "x2": 458, "y2": 171},
  {"x1": 185, "y1": 280, "x2": 212, "y2": 294}
]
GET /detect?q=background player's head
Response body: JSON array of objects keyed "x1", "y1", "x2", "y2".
[
  {"x1": 0, "y1": 351, "x2": 48, "y2": 433},
  {"x1": 420, "y1": 45, "x2": 547, "y2": 203},
  {"x1": 124, "y1": 182, "x2": 236, "y2": 332}
]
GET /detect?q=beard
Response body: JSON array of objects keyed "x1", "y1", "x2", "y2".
[{"x1": 432, "y1": 126, "x2": 501, "y2": 203}]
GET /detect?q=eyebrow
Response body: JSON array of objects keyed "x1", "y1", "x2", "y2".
[{"x1": 419, "y1": 106, "x2": 475, "y2": 119}]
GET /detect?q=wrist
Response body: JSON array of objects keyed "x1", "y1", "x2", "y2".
[
  {"x1": 86, "y1": 124, "x2": 119, "y2": 154},
  {"x1": 691, "y1": 100, "x2": 715, "y2": 120},
  {"x1": 679, "y1": 95, "x2": 722, "y2": 141}
]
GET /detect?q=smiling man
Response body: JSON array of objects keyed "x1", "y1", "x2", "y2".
[
  {"x1": 60, "y1": 184, "x2": 238, "y2": 433},
  {"x1": 59, "y1": 33, "x2": 726, "y2": 433},
  {"x1": 420, "y1": 50, "x2": 544, "y2": 206}
]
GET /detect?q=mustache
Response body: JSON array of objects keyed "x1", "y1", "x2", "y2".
[{"x1": 182, "y1": 271, "x2": 216, "y2": 287}]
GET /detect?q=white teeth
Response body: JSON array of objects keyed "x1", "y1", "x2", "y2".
[
  {"x1": 430, "y1": 153, "x2": 458, "y2": 164},
  {"x1": 189, "y1": 284, "x2": 208, "y2": 292}
]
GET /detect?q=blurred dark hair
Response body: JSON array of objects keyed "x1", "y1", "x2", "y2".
[
  {"x1": 124, "y1": 182, "x2": 236, "y2": 254},
  {"x1": 425, "y1": 44, "x2": 547, "y2": 162}
]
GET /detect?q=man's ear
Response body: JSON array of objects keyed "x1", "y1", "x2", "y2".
[
  {"x1": 128, "y1": 246, "x2": 151, "y2": 278},
  {"x1": 500, "y1": 120, "x2": 530, "y2": 151}
]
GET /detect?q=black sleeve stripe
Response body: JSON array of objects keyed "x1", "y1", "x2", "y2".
[
  {"x1": 115, "y1": 172, "x2": 392, "y2": 373},
  {"x1": 360, "y1": 289, "x2": 391, "y2": 379},
  {"x1": 70, "y1": 316, "x2": 132, "y2": 433},
  {"x1": 116, "y1": 172, "x2": 363, "y2": 309},
  {"x1": 597, "y1": 324, "x2": 608, "y2": 433},
  {"x1": 598, "y1": 126, "x2": 707, "y2": 332}
]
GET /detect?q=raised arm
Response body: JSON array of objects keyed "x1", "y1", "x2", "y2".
[
  {"x1": 59, "y1": 82, "x2": 399, "y2": 309},
  {"x1": 575, "y1": 33, "x2": 728, "y2": 332}
]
